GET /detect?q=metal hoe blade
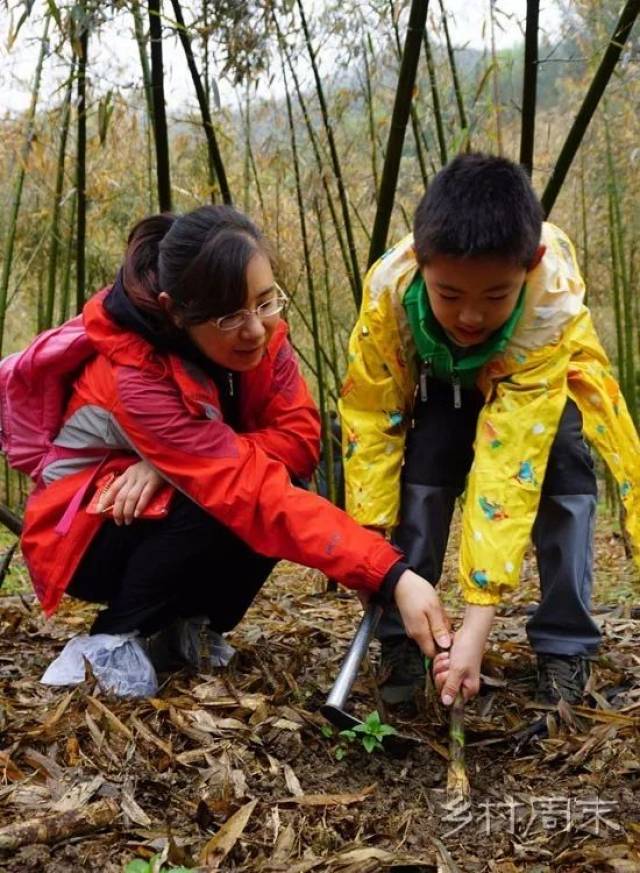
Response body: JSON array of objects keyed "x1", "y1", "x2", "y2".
[{"x1": 320, "y1": 601, "x2": 418, "y2": 754}]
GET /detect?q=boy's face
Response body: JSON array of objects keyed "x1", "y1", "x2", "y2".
[{"x1": 420, "y1": 249, "x2": 543, "y2": 347}]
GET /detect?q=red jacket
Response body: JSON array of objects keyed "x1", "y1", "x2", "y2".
[{"x1": 22, "y1": 291, "x2": 402, "y2": 615}]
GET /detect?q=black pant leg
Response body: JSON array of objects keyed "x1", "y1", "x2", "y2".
[
  {"x1": 379, "y1": 380, "x2": 483, "y2": 640},
  {"x1": 68, "y1": 493, "x2": 277, "y2": 636},
  {"x1": 184, "y1": 535, "x2": 277, "y2": 633},
  {"x1": 527, "y1": 398, "x2": 601, "y2": 655},
  {"x1": 393, "y1": 379, "x2": 484, "y2": 577}
]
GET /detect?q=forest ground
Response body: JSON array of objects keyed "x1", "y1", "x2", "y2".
[{"x1": 0, "y1": 502, "x2": 638, "y2": 872}]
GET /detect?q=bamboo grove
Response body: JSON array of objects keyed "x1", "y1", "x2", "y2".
[{"x1": 1, "y1": 0, "x2": 639, "y2": 511}]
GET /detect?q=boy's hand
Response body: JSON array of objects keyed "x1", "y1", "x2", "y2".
[
  {"x1": 97, "y1": 461, "x2": 164, "y2": 526},
  {"x1": 393, "y1": 570, "x2": 451, "y2": 658},
  {"x1": 433, "y1": 605, "x2": 496, "y2": 705}
]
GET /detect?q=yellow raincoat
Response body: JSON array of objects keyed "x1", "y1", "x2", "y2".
[{"x1": 339, "y1": 223, "x2": 640, "y2": 605}]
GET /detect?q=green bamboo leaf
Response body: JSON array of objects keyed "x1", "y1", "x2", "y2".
[
  {"x1": 472, "y1": 61, "x2": 497, "y2": 106},
  {"x1": 8, "y1": 8, "x2": 32, "y2": 49},
  {"x1": 46, "y1": 0, "x2": 62, "y2": 31}
]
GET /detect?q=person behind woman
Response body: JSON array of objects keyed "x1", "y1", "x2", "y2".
[{"x1": 22, "y1": 205, "x2": 451, "y2": 694}]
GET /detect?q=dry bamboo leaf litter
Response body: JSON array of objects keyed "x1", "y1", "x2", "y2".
[{"x1": 0, "y1": 517, "x2": 637, "y2": 871}]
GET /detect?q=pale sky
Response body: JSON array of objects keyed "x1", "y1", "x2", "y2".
[{"x1": 0, "y1": 0, "x2": 563, "y2": 116}]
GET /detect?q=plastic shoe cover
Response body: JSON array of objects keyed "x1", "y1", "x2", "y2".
[
  {"x1": 176, "y1": 616, "x2": 236, "y2": 671},
  {"x1": 41, "y1": 633, "x2": 158, "y2": 698}
]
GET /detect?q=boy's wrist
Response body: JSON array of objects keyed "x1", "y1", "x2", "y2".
[{"x1": 462, "y1": 604, "x2": 496, "y2": 642}]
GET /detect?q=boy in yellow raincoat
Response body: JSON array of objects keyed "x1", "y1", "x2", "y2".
[{"x1": 339, "y1": 154, "x2": 640, "y2": 708}]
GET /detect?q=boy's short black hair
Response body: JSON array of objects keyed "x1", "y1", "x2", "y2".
[{"x1": 413, "y1": 153, "x2": 543, "y2": 267}]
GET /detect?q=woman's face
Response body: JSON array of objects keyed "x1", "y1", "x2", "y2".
[{"x1": 185, "y1": 252, "x2": 280, "y2": 371}]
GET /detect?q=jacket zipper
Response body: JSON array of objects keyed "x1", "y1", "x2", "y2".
[
  {"x1": 452, "y1": 372, "x2": 462, "y2": 409},
  {"x1": 227, "y1": 371, "x2": 234, "y2": 397},
  {"x1": 419, "y1": 361, "x2": 430, "y2": 402}
]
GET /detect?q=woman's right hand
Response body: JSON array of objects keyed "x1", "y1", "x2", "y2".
[
  {"x1": 97, "y1": 460, "x2": 164, "y2": 526},
  {"x1": 393, "y1": 569, "x2": 451, "y2": 658}
]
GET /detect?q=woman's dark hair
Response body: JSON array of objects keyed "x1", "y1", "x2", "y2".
[
  {"x1": 122, "y1": 205, "x2": 274, "y2": 325},
  {"x1": 413, "y1": 153, "x2": 543, "y2": 267}
]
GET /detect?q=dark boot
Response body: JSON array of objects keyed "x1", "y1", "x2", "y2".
[{"x1": 536, "y1": 653, "x2": 591, "y2": 705}]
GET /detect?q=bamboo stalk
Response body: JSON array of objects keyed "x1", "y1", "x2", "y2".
[
  {"x1": 170, "y1": 0, "x2": 231, "y2": 205},
  {"x1": 389, "y1": 0, "x2": 429, "y2": 189},
  {"x1": 368, "y1": 0, "x2": 431, "y2": 267},
  {"x1": 295, "y1": 0, "x2": 362, "y2": 305},
  {"x1": 447, "y1": 692, "x2": 470, "y2": 800},
  {"x1": 0, "y1": 541, "x2": 18, "y2": 590},
  {"x1": 3, "y1": 461, "x2": 11, "y2": 511},
  {"x1": 312, "y1": 197, "x2": 338, "y2": 507},
  {"x1": 519, "y1": 0, "x2": 539, "y2": 174},
  {"x1": 132, "y1": 2, "x2": 156, "y2": 213},
  {"x1": 285, "y1": 290, "x2": 340, "y2": 388},
  {"x1": 0, "y1": 798, "x2": 118, "y2": 851},
  {"x1": 438, "y1": 0, "x2": 469, "y2": 147},
  {"x1": 579, "y1": 147, "x2": 589, "y2": 302},
  {"x1": 75, "y1": 1, "x2": 88, "y2": 315},
  {"x1": 616, "y1": 234, "x2": 638, "y2": 428},
  {"x1": 282, "y1": 62, "x2": 342, "y2": 410},
  {"x1": 202, "y1": 0, "x2": 210, "y2": 112},
  {"x1": 0, "y1": 13, "x2": 50, "y2": 355},
  {"x1": 633, "y1": 246, "x2": 640, "y2": 361},
  {"x1": 133, "y1": 4, "x2": 154, "y2": 126},
  {"x1": 362, "y1": 33, "x2": 380, "y2": 199},
  {"x1": 0, "y1": 504, "x2": 23, "y2": 537},
  {"x1": 44, "y1": 62, "x2": 75, "y2": 331},
  {"x1": 283, "y1": 62, "x2": 333, "y2": 479},
  {"x1": 59, "y1": 193, "x2": 76, "y2": 324},
  {"x1": 605, "y1": 112, "x2": 637, "y2": 424},
  {"x1": 541, "y1": 0, "x2": 640, "y2": 217},
  {"x1": 607, "y1": 178, "x2": 625, "y2": 395},
  {"x1": 609, "y1": 168, "x2": 638, "y2": 427},
  {"x1": 149, "y1": 0, "x2": 172, "y2": 212},
  {"x1": 274, "y1": 15, "x2": 357, "y2": 308},
  {"x1": 488, "y1": 0, "x2": 503, "y2": 154},
  {"x1": 37, "y1": 245, "x2": 45, "y2": 333},
  {"x1": 314, "y1": 197, "x2": 345, "y2": 396},
  {"x1": 288, "y1": 340, "x2": 338, "y2": 407},
  {"x1": 242, "y1": 86, "x2": 250, "y2": 213},
  {"x1": 240, "y1": 90, "x2": 267, "y2": 227},
  {"x1": 423, "y1": 29, "x2": 447, "y2": 166}
]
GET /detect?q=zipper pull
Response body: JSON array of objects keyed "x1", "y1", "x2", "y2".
[
  {"x1": 452, "y1": 374, "x2": 462, "y2": 409},
  {"x1": 419, "y1": 362, "x2": 429, "y2": 402},
  {"x1": 227, "y1": 371, "x2": 234, "y2": 397}
]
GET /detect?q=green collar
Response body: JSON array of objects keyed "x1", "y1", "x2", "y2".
[{"x1": 403, "y1": 271, "x2": 525, "y2": 389}]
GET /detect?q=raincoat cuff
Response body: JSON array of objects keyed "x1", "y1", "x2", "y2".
[{"x1": 462, "y1": 588, "x2": 502, "y2": 606}]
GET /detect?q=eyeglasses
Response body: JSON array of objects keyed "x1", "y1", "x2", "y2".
[{"x1": 209, "y1": 287, "x2": 288, "y2": 332}]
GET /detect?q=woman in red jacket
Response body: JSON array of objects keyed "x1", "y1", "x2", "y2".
[{"x1": 24, "y1": 205, "x2": 450, "y2": 695}]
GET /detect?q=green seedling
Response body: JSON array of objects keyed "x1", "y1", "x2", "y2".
[
  {"x1": 124, "y1": 857, "x2": 194, "y2": 873},
  {"x1": 340, "y1": 710, "x2": 397, "y2": 755},
  {"x1": 320, "y1": 723, "x2": 348, "y2": 760}
]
